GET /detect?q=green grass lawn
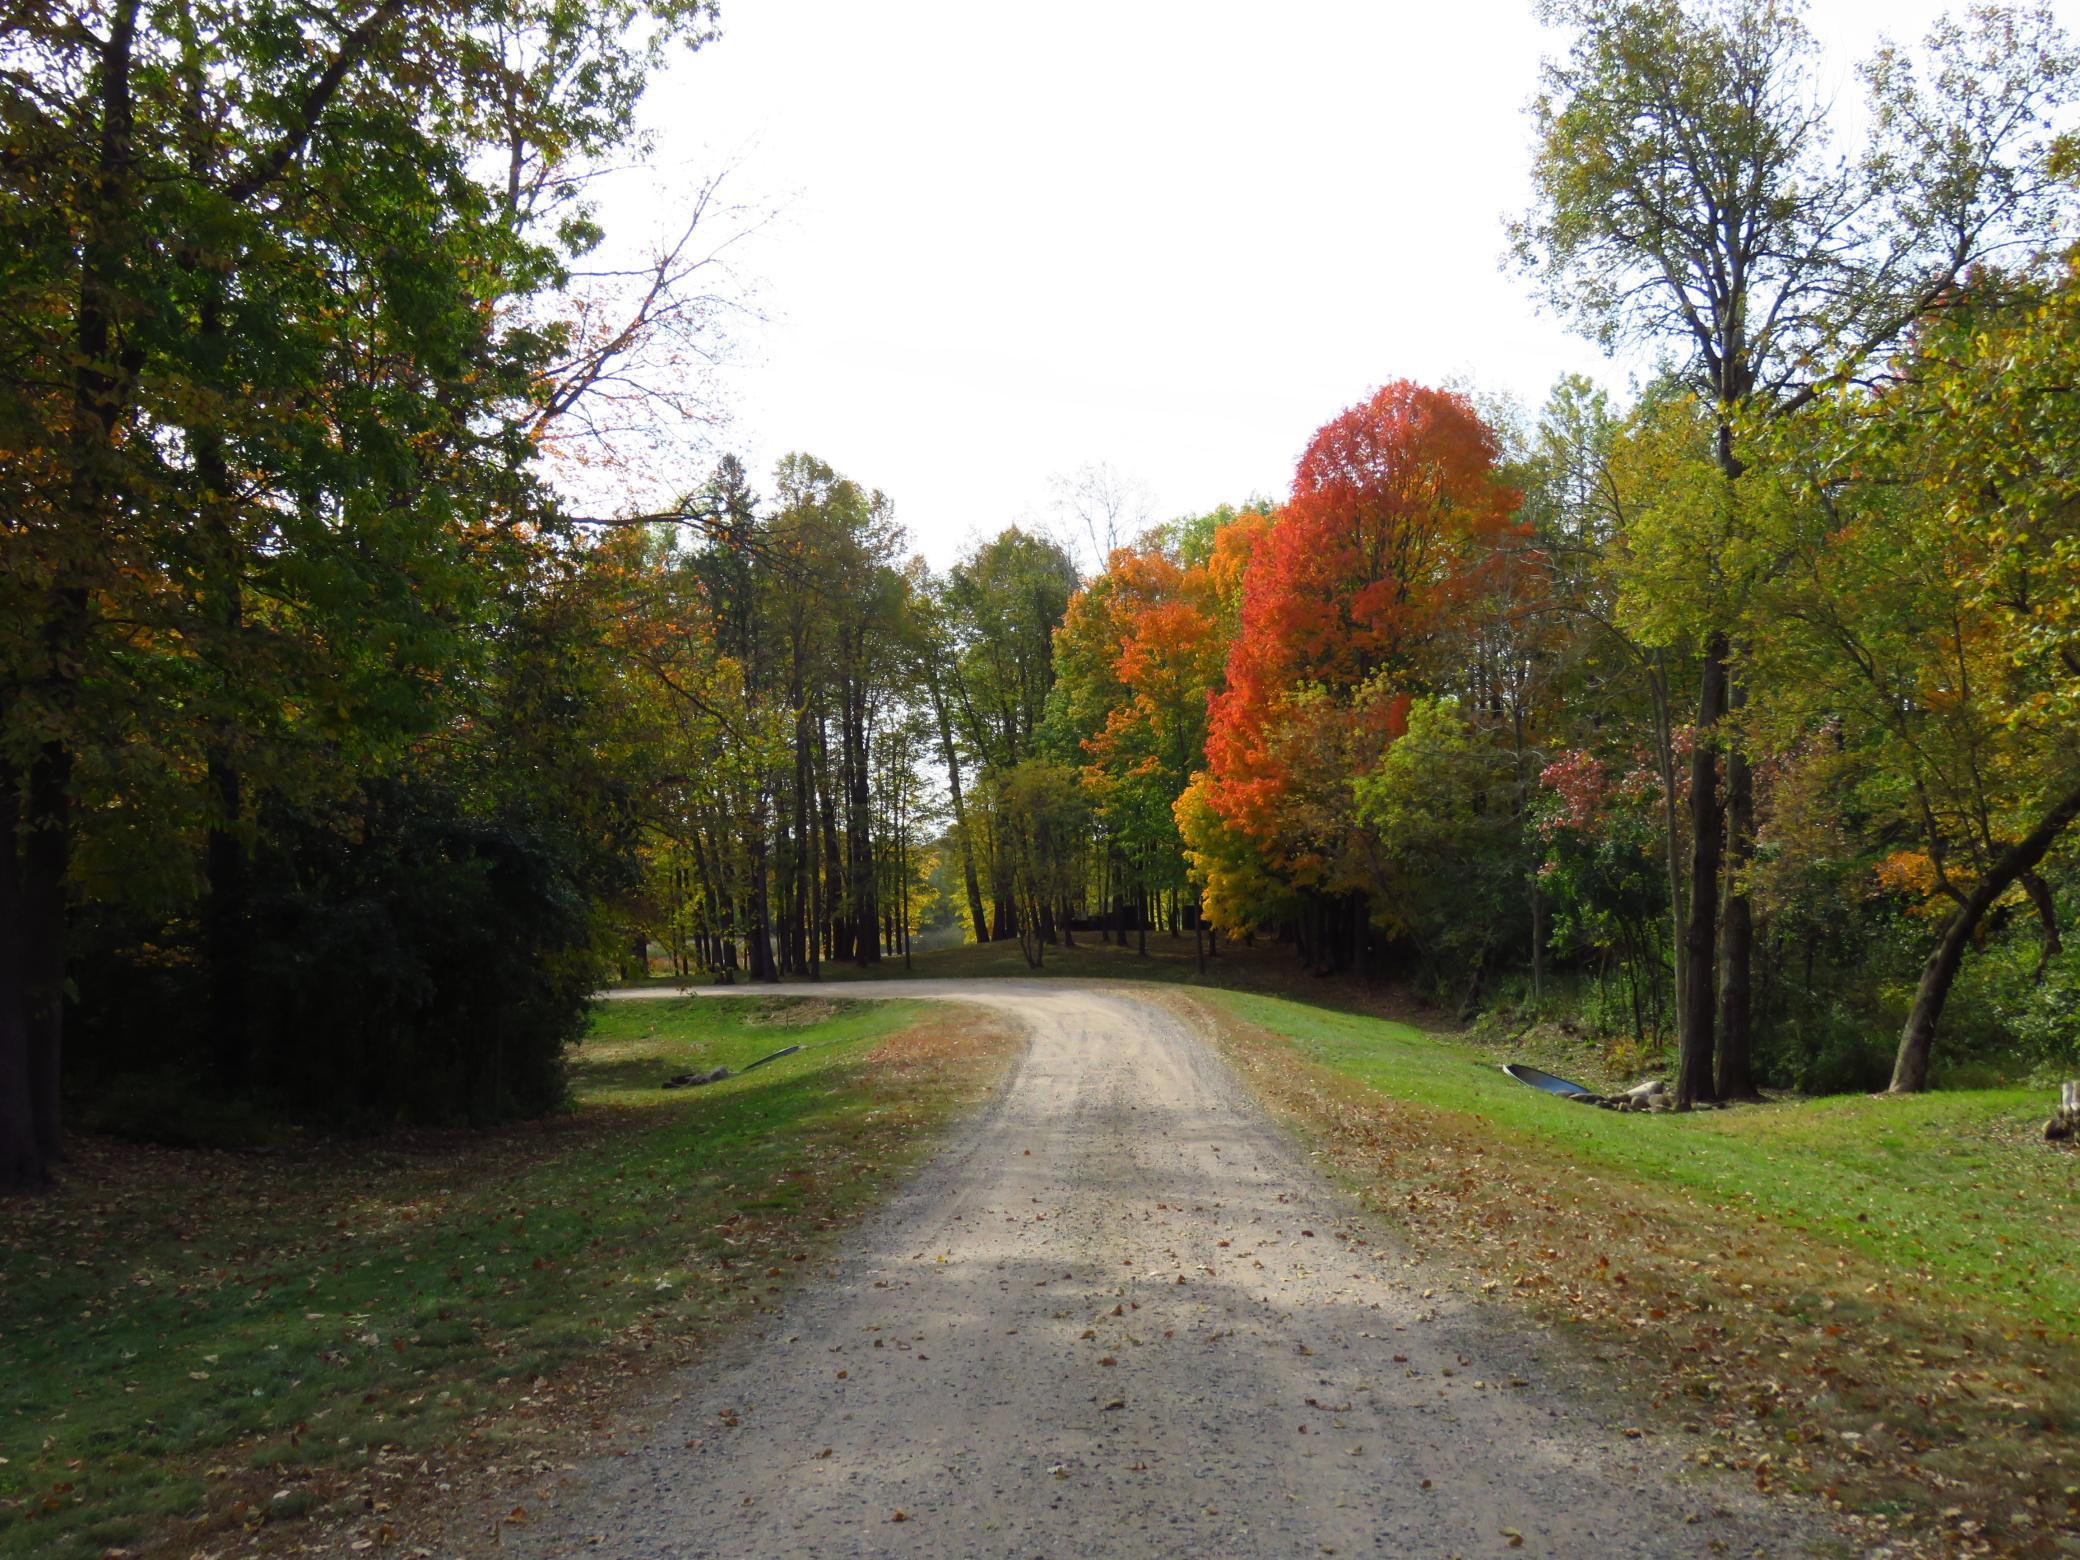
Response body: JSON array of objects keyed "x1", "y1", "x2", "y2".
[
  {"x1": 0, "y1": 995, "x2": 1010, "y2": 1559},
  {"x1": 1198, "y1": 989, "x2": 2077, "y2": 1336}
]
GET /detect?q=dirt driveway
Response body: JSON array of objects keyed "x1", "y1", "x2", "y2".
[{"x1": 526, "y1": 980, "x2": 1817, "y2": 1557}]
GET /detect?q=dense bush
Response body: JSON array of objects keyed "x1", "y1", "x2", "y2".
[{"x1": 71, "y1": 786, "x2": 605, "y2": 1138}]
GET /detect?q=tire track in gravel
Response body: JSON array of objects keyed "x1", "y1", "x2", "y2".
[{"x1": 521, "y1": 980, "x2": 1819, "y2": 1558}]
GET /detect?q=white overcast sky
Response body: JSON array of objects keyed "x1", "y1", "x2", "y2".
[{"x1": 608, "y1": 0, "x2": 2072, "y2": 565}]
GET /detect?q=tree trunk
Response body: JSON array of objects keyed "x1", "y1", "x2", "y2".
[
  {"x1": 747, "y1": 810, "x2": 778, "y2": 981},
  {"x1": 926, "y1": 678, "x2": 988, "y2": 945},
  {"x1": 1646, "y1": 651, "x2": 1689, "y2": 1049},
  {"x1": 2020, "y1": 870, "x2": 2063, "y2": 983},
  {"x1": 1715, "y1": 679, "x2": 1758, "y2": 1101},
  {"x1": 815, "y1": 720, "x2": 845, "y2": 962},
  {"x1": 1529, "y1": 872, "x2": 1545, "y2": 1004},
  {"x1": 843, "y1": 680, "x2": 879, "y2": 964},
  {"x1": 1892, "y1": 778, "x2": 2080, "y2": 1092},
  {"x1": 23, "y1": 4, "x2": 140, "y2": 1171},
  {"x1": 1676, "y1": 634, "x2": 1727, "y2": 1109},
  {"x1": 0, "y1": 760, "x2": 46, "y2": 1191},
  {"x1": 22, "y1": 731, "x2": 71, "y2": 1165}
]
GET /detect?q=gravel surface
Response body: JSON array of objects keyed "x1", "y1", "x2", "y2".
[{"x1": 526, "y1": 980, "x2": 1821, "y2": 1557}]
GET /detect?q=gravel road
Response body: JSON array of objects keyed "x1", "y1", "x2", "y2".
[{"x1": 526, "y1": 980, "x2": 1817, "y2": 1558}]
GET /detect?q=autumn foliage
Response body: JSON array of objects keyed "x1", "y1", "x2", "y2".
[{"x1": 1194, "y1": 381, "x2": 1521, "y2": 918}]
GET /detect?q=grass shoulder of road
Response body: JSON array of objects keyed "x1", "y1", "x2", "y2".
[
  {"x1": 1146, "y1": 985, "x2": 2079, "y2": 1558},
  {"x1": 0, "y1": 995, "x2": 1019, "y2": 1560}
]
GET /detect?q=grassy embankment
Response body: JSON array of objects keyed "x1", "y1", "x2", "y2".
[
  {"x1": 0, "y1": 995, "x2": 1015, "y2": 1560},
  {"x1": 1170, "y1": 986, "x2": 2079, "y2": 1557}
]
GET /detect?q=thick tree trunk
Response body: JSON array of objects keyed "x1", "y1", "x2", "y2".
[
  {"x1": 1715, "y1": 679, "x2": 1758, "y2": 1101},
  {"x1": 1676, "y1": 634, "x2": 1727, "y2": 1109},
  {"x1": 1892, "y1": 778, "x2": 2080, "y2": 1092}
]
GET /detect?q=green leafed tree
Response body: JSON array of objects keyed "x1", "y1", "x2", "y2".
[{"x1": 1514, "y1": 0, "x2": 2078, "y2": 1105}]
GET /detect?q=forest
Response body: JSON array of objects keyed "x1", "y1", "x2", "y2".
[{"x1": 5, "y1": 0, "x2": 2080, "y2": 1193}]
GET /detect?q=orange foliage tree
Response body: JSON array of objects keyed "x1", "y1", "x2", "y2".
[{"x1": 1194, "y1": 381, "x2": 1521, "y2": 965}]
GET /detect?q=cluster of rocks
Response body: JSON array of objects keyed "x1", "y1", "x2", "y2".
[
  {"x1": 1588, "y1": 1077, "x2": 1668, "y2": 1112},
  {"x1": 2047, "y1": 1080, "x2": 2079, "y2": 1143}
]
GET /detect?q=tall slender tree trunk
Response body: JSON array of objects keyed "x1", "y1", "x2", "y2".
[
  {"x1": 23, "y1": 2, "x2": 142, "y2": 1172},
  {"x1": 0, "y1": 759, "x2": 45, "y2": 1191},
  {"x1": 1648, "y1": 654, "x2": 1689, "y2": 1044},
  {"x1": 926, "y1": 681, "x2": 987, "y2": 944},
  {"x1": 747, "y1": 803, "x2": 777, "y2": 982},
  {"x1": 1676, "y1": 633, "x2": 1727, "y2": 1109},
  {"x1": 842, "y1": 680, "x2": 879, "y2": 964},
  {"x1": 1892, "y1": 778, "x2": 2080, "y2": 1092},
  {"x1": 189, "y1": 221, "x2": 252, "y2": 1091},
  {"x1": 204, "y1": 754, "x2": 248, "y2": 1079}
]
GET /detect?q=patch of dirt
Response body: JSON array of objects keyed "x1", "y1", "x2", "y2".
[
  {"x1": 865, "y1": 1008, "x2": 1019, "y2": 1069},
  {"x1": 741, "y1": 996, "x2": 849, "y2": 1026}
]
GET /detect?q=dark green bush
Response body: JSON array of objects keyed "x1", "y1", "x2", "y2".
[{"x1": 69, "y1": 784, "x2": 607, "y2": 1138}]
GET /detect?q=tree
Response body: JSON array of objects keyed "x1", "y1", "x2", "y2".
[
  {"x1": 1200, "y1": 381, "x2": 1520, "y2": 970},
  {"x1": 1052, "y1": 535, "x2": 1227, "y2": 952},
  {"x1": 1758, "y1": 251, "x2": 2080, "y2": 1090},
  {"x1": 936, "y1": 530, "x2": 1078, "y2": 940},
  {"x1": 1514, "y1": 0, "x2": 2077, "y2": 1104},
  {"x1": 0, "y1": 0, "x2": 719, "y2": 1187},
  {"x1": 1351, "y1": 697, "x2": 1519, "y2": 1004}
]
